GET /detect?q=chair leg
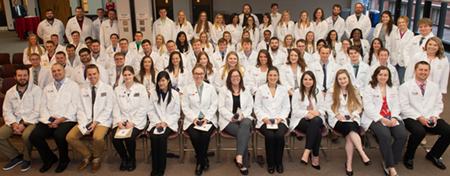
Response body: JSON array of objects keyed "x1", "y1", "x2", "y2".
[
  {"x1": 143, "y1": 137, "x2": 147, "y2": 164},
  {"x1": 178, "y1": 134, "x2": 183, "y2": 164},
  {"x1": 328, "y1": 132, "x2": 332, "y2": 161},
  {"x1": 290, "y1": 135, "x2": 295, "y2": 162},
  {"x1": 252, "y1": 133, "x2": 256, "y2": 163},
  {"x1": 217, "y1": 134, "x2": 221, "y2": 163},
  {"x1": 181, "y1": 135, "x2": 187, "y2": 164},
  {"x1": 286, "y1": 136, "x2": 292, "y2": 162}
]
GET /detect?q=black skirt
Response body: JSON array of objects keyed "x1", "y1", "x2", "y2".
[{"x1": 334, "y1": 121, "x2": 360, "y2": 137}]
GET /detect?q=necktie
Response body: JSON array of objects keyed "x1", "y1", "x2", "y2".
[
  {"x1": 91, "y1": 86, "x2": 96, "y2": 119},
  {"x1": 356, "y1": 15, "x2": 360, "y2": 21},
  {"x1": 83, "y1": 67, "x2": 87, "y2": 79},
  {"x1": 110, "y1": 20, "x2": 113, "y2": 28},
  {"x1": 323, "y1": 64, "x2": 327, "y2": 92},
  {"x1": 419, "y1": 37, "x2": 425, "y2": 45},
  {"x1": 420, "y1": 83, "x2": 425, "y2": 95},
  {"x1": 33, "y1": 69, "x2": 38, "y2": 85},
  {"x1": 56, "y1": 82, "x2": 61, "y2": 91},
  {"x1": 272, "y1": 14, "x2": 277, "y2": 17},
  {"x1": 221, "y1": 52, "x2": 225, "y2": 61},
  {"x1": 114, "y1": 69, "x2": 121, "y2": 88},
  {"x1": 266, "y1": 43, "x2": 269, "y2": 50},
  {"x1": 353, "y1": 65, "x2": 359, "y2": 78}
]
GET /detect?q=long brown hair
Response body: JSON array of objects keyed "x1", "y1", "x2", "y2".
[
  {"x1": 195, "y1": 11, "x2": 210, "y2": 33},
  {"x1": 305, "y1": 31, "x2": 315, "y2": 53},
  {"x1": 368, "y1": 38, "x2": 383, "y2": 66},
  {"x1": 226, "y1": 69, "x2": 246, "y2": 92},
  {"x1": 297, "y1": 11, "x2": 311, "y2": 28},
  {"x1": 27, "y1": 34, "x2": 43, "y2": 56},
  {"x1": 381, "y1": 11, "x2": 394, "y2": 36},
  {"x1": 300, "y1": 71, "x2": 318, "y2": 103},
  {"x1": 256, "y1": 50, "x2": 274, "y2": 68},
  {"x1": 425, "y1": 37, "x2": 445, "y2": 59},
  {"x1": 369, "y1": 66, "x2": 393, "y2": 88},
  {"x1": 313, "y1": 8, "x2": 325, "y2": 21},
  {"x1": 330, "y1": 69, "x2": 362, "y2": 114},
  {"x1": 138, "y1": 56, "x2": 156, "y2": 85},
  {"x1": 244, "y1": 16, "x2": 256, "y2": 34},
  {"x1": 196, "y1": 51, "x2": 214, "y2": 76},
  {"x1": 122, "y1": 65, "x2": 140, "y2": 83},
  {"x1": 282, "y1": 34, "x2": 295, "y2": 48},
  {"x1": 286, "y1": 48, "x2": 307, "y2": 72}
]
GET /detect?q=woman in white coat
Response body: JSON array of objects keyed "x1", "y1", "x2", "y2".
[
  {"x1": 194, "y1": 11, "x2": 213, "y2": 40},
  {"x1": 147, "y1": 71, "x2": 180, "y2": 175},
  {"x1": 279, "y1": 48, "x2": 308, "y2": 96},
  {"x1": 373, "y1": 11, "x2": 397, "y2": 53},
  {"x1": 366, "y1": 48, "x2": 400, "y2": 88},
  {"x1": 218, "y1": 69, "x2": 254, "y2": 175},
  {"x1": 222, "y1": 31, "x2": 236, "y2": 52},
  {"x1": 164, "y1": 51, "x2": 189, "y2": 94},
  {"x1": 153, "y1": 34, "x2": 168, "y2": 56},
  {"x1": 226, "y1": 13, "x2": 243, "y2": 46},
  {"x1": 361, "y1": 66, "x2": 407, "y2": 176},
  {"x1": 325, "y1": 69, "x2": 370, "y2": 175},
  {"x1": 294, "y1": 11, "x2": 314, "y2": 41},
  {"x1": 291, "y1": 71, "x2": 325, "y2": 170},
  {"x1": 326, "y1": 30, "x2": 342, "y2": 59},
  {"x1": 135, "y1": 56, "x2": 157, "y2": 95},
  {"x1": 173, "y1": 10, "x2": 194, "y2": 42},
  {"x1": 350, "y1": 28, "x2": 370, "y2": 57},
  {"x1": 199, "y1": 32, "x2": 214, "y2": 56},
  {"x1": 190, "y1": 52, "x2": 216, "y2": 85},
  {"x1": 23, "y1": 34, "x2": 45, "y2": 65},
  {"x1": 111, "y1": 66, "x2": 148, "y2": 171},
  {"x1": 363, "y1": 38, "x2": 383, "y2": 66},
  {"x1": 250, "y1": 50, "x2": 273, "y2": 94},
  {"x1": 405, "y1": 37, "x2": 449, "y2": 94},
  {"x1": 312, "y1": 8, "x2": 329, "y2": 40},
  {"x1": 211, "y1": 14, "x2": 226, "y2": 46},
  {"x1": 254, "y1": 67, "x2": 290, "y2": 174},
  {"x1": 214, "y1": 51, "x2": 253, "y2": 93},
  {"x1": 259, "y1": 13, "x2": 274, "y2": 42},
  {"x1": 390, "y1": 16, "x2": 414, "y2": 84},
  {"x1": 275, "y1": 10, "x2": 295, "y2": 43},
  {"x1": 243, "y1": 16, "x2": 260, "y2": 46},
  {"x1": 181, "y1": 64, "x2": 218, "y2": 175},
  {"x1": 335, "y1": 39, "x2": 352, "y2": 66},
  {"x1": 279, "y1": 34, "x2": 296, "y2": 54}
]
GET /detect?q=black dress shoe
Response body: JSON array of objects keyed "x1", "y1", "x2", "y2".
[
  {"x1": 403, "y1": 156, "x2": 413, "y2": 170},
  {"x1": 55, "y1": 159, "x2": 70, "y2": 173},
  {"x1": 127, "y1": 158, "x2": 136, "y2": 171},
  {"x1": 240, "y1": 169, "x2": 249, "y2": 175},
  {"x1": 312, "y1": 163, "x2": 321, "y2": 170},
  {"x1": 156, "y1": 170, "x2": 165, "y2": 176},
  {"x1": 426, "y1": 153, "x2": 446, "y2": 170},
  {"x1": 363, "y1": 160, "x2": 372, "y2": 165},
  {"x1": 151, "y1": 170, "x2": 158, "y2": 176},
  {"x1": 345, "y1": 162, "x2": 353, "y2": 176},
  {"x1": 195, "y1": 164, "x2": 203, "y2": 176},
  {"x1": 234, "y1": 158, "x2": 244, "y2": 168},
  {"x1": 39, "y1": 157, "x2": 58, "y2": 173},
  {"x1": 120, "y1": 158, "x2": 128, "y2": 171},
  {"x1": 267, "y1": 165, "x2": 275, "y2": 174},
  {"x1": 203, "y1": 158, "x2": 209, "y2": 170},
  {"x1": 276, "y1": 164, "x2": 283, "y2": 173}
]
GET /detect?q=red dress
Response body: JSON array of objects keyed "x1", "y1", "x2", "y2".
[{"x1": 106, "y1": 2, "x2": 115, "y2": 10}]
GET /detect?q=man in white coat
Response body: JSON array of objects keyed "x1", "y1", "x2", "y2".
[
  {"x1": 341, "y1": 46, "x2": 370, "y2": 94},
  {"x1": 66, "y1": 64, "x2": 113, "y2": 173},
  {"x1": 400, "y1": 61, "x2": 450, "y2": 170},
  {"x1": 51, "y1": 34, "x2": 65, "y2": 53},
  {"x1": 70, "y1": 48, "x2": 109, "y2": 88},
  {"x1": 66, "y1": 44, "x2": 82, "y2": 68},
  {"x1": 403, "y1": 18, "x2": 435, "y2": 67},
  {"x1": 268, "y1": 37, "x2": 287, "y2": 67},
  {"x1": 99, "y1": 9, "x2": 118, "y2": 49},
  {"x1": 66, "y1": 7, "x2": 93, "y2": 44},
  {"x1": 0, "y1": 65, "x2": 42, "y2": 172},
  {"x1": 41, "y1": 41, "x2": 57, "y2": 69},
  {"x1": 91, "y1": 40, "x2": 110, "y2": 69},
  {"x1": 239, "y1": 4, "x2": 260, "y2": 27},
  {"x1": 109, "y1": 38, "x2": 137, "y2": 69},
  {"x1": 69, "y1": 31, "x2": 88, "y2": 56},
  {"x1": 310, "y1": 45, "x2": 339, "y2": 94},
  {"x1": 29, "y1": 53, "x2": 52, "y2": 90},
  {"x1": 270, "y1": 3, "x2": 281, "y2": 27},
  {"x1": 211, "y1": 38, "x2": 229, "y2": 70},
  {"x1": 37, "y1": 9, "x2": 65, "y2": 45},
  {"x1": 128, "y1": 31, "x2": 144, "y2": 56},
  {"x1": 156, "y1": 41, "x2": 178, "y2": 71},
  {"x1": 54, "y1": 51, "x2": 73, "y2": 78},
  {"x1": 29, "y1": 63, "x2": 80, "y2": 173},
  {"x1": 107, "y1": 52, "x2": 125, "y2": 89},
  {"x1": 137, "y1": 39, "x2": 160, "y2": 72},
  {"x1": 296, "y1": 39, "x2": 314, "y2": 65},
  {"x1": 238, "y1": 38, "x2": 258, "y2": 69},
  {"x1": 326, "y1": 4, "x2": 345, "y2": 39},
  {"x1": 153, "y1": 8, "x2": 174, "y2": 45},
  {"x1": 92, "y1": 8, "x2": 107, "y2": 40},
  {"x1": 345, "y1": 3, "x2": 371, "y2": 40},
  {"x1": 257, "y1": 30, "x2": 272, "y2": 52}
]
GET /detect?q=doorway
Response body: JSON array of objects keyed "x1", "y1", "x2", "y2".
[
  {"x1": 38, "y1": 0, "x2": 71, "y2": 25},
  {"x1": 154, "y1": 0, "x2": 173, "y2": 21},
  {"x1": 0, "y1": 0, "x2": 7, "y2": 26}
]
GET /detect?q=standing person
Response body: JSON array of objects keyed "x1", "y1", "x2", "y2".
[
  {"x1": 164, "y1": 51, "x2": 189, "y2": 93},
  {"x1": 23, "y1": 34, "x2": 44, "y2": 65},
  {"x1": 181, "y1": 64, "x2": 218, "y2": 176},
  {"x1": 89, "y1": 40, "x2": 110, "y2": 69},
  {"x1": 226, "y1": 13, "x2": 243, "y2": 46},
  {"x1": 270, "y1": 3, "x2": 281, "y2": 29},
  {"x1": 296, "y1": 39, "x2": 314, "y2": 66},
  {"x1": 193, "y1": 52, "x2": 216, "y2": 85},
  {"x1": 222, "y1": 32, "x2": 236, "y2": 52},
  {"x1": 391, "y1": 16, "x2": 414, "y2": 84},
  {"x1": 238, "y1": 38, "x2": 258, "y2": 68},
  {"x1": 211, "y1": 38, "x2": 229, "y2": 70},
  {"x1": 105, "y1": 33, "x2": 121, "y2": 59},
  {"x1": 66, "y1": 7, "x2": 93, "y2": 44},
  {"x1": 259, "y1": 13, "x2": 274, "y2": 42},
  {"x1": 280, "y1": 34, "x2": 295, "y2": 54},
  {"x1": 153, "y1": 8, "x2": 175, "y2": 45},
  {"x1": 29, "y1": 63, "x2": 80, "y2": 173},
  {"x1": 336, "y1": 39, "x2": 352, "y2": 66},
  {"x1": 66, "y1": 64, "x2": 113, "y2": 173},
  {"x1": 326, "y1": 4, "x2": 346, "y2": 40},
  {"x1": 37, "y1": 9, "x2": 65, "y2": 46},
  {"x1": 257, "y1": 30, "x2": 272, "y2": 52},
  {"x1": 254, "y1": 67, "x2": 290, "y2": 174},
  {"x1": 309, "y1": 46, "x2": 339, "y2": 94},
  {"x1": 403, "y1": 18, "x2": 435, "y2": 69},
  {"x1": 114, "y1": 38, "x2": 137, "y2": 69},
  {"x1": 66, "y1": 44, "x2": 83, "y2": 68},
  {"x1": 156, "y1": 40, "x2": 177, "y2": 71},
  {"x1": 276, "y1": 10, "x2": 295, "y2": 44},
  {"x1": 400, "y1": 61, "x2": 450, "y2": 170},
  {"x1": 11, "y1": 0, "x2": 27, "y2": 20},
  {"x1": 147, "y1": 71, "x2": 180, "y2": 176},
  {"x1": 41, "y1": 41, "x2": 57, "y2": 69},
  {"x1": 326, "y1": 30, "x2": 342, "y2": 59},
  {"x1": 54, "y1": 51, "x2": 74, "y2": 78},
  {"x1": 366, "y1": 48, "x2": 400, "y2": 88},
  {"x1": 268, "y1": 37, "x2": 287, "y2": 67},
  {"x1": 99, "y1": 9, "x2": 118, "y2": 49},
  {"x1": 305, "y1": 31, "x2": 316, "y2": 55},
  {"x1": 186, "y1": 39, "x2": 207, "y2": 70},
  {"x1": 279, "y1": 48, "x2": 308, "y2": 96},
  {"x1": 312, "y1": 8, "x2": 329, "y2": 40},
  {"x1": 153, "y1": 34, "x2": 168, "y2": 56},
  {"x1": 373, "y1": 11, "x2": 397, "y2": 53},
  {"x1": 92, "y1": 8, "x2": 107, "y2": 40},
  {"x1": 51, "y1": 34, "x2": 65, "y2": 53},
  {"x1": 290, "y1": 71, "x2": 325, "y2": 170},
  {"x1": 349, "y1": 28, "x2": 370, "y2": 57},
  {"x1": 69, "y1": 31, "x2": 88, "y2": 56},
  {"x1": 194, "y1": 11, "x2": 213, "y2": 39},
  {"x1": 214, "y1": 51, "x2": 253, "y2": 93},
  {"x1": 128, "y1": 32, "x2": 144, "y2": 56},
  {"x1": 346, "y1": 3, "x2": 371, "y2": 40},
  {"x1": 363, "y1": 38, "x2": 383, "y2": 66},
  {"x1": 176, "y1": 31, "x2": 192, "y2": 55},
  {"x1": 325, "y1": 69, "x2": 371, "y2": 176},
  {"x1": 239, "y1": 4, "x2": 260, "y2": 27},
  {"x1": 173, "y1": 10, "x2": 194, "y2": 42},
  {"x1": 71, "y1": 48, "x2": 109, "y2": 88},
  {"x1": 341, "y1": 46, "x2": 370, "y2": 94},
  {"x1": 138, "y1": 39, "x2": 160, "y2": 70},
  {"x1": 294, "y1": 11, "x2": 313, "y2": 41},
  {"x1": 111, "y1": 66, "x2": 148, "y2": 172},
  {"x1": 361, "y1": 66, "x2": 407, "y2": 176},
  {"x1": 211, "y1": 14, "x2": 226, "y2": 46},
  {"x1": 199, "y1": 32, "x2": 214, "y2": 56},
  {"x1": 244, "y1": 16, "x2": 260, "y2": 45},
  {"x1": 107, "y1": 53, "x2": 126, "y2": 89},
  {"x1": 136, "y1": 56, "x2": 157, "y2": 95},
  {"x1": 218, "y1": 69, "x2": 254, "y2": 175},
  {"x1": 249, "y1": 50, "x2": 273, "y2": 94},
  {"x1": 0, "y1": 65, "x2": 41, "y2": 172}
]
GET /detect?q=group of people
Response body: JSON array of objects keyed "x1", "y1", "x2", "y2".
[{"x1": 1, "y1": 2, "x2": 450, "y2": 176}]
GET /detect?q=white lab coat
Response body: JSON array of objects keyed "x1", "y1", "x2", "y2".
[
  {"x1": 108, "y1": 50, "x2": 137, "y2": 69},
  {"x1": 312, "y1": 20, "x2": 329, "y2": 40},
  {"x1": 129, "y1": 41, "x2": 144, "y2": 56},
  {"x1": 345, "y1": 14, "x2": 372, "y2": 40},
  {"x1": 341, "y1": 61, "x2": 371, "y2": 95},
  {"x1": 65, "y1": 16, "x2": 93, "y2": 44},
  {"x1": 256, "y1": 40, "x2": 270, "y2": 52},
  {"x1": 218, "y1": 87, "x2": 254, "y2": 131},
  {"x1": 210, "y1": 50, "x2": 228, "y2": 71},
  {"x1": 23, "y1": 46, "x2": 45, "y2": 65},
  {"x1": 105, "y1": 44, "x2": 121, "y2": 59},
  {"x1": 294, "y1": 22, "x2": 313, "y2": 41},
  {"x1": 64, "y1": 64, "x2": 74, "y2": 78},
  {"x1": 186, "y1": 67, "x2": 217, "y2": 87},
  {"x1": 147, "y1": 88, "x2": 180, "y2": 131},
  {"x1": 99, "y1": 19, "x2": 119, "y2": 49},
  {"x1": 67, "y1": 55, "x2": 83, "y2": 68},
  {"x1": 77, "y1": 81, "x2": 113, "y2": 127},
  {"x1": 309, "y1": 60, "x2": 340, "y2": 92},
  {"x1": 258, "y1": 24, "x2": 274, "y2": 42},
  {"x1": 239, "y1": 13, "x2": 260, "y2": 27},
  {"x1": 152, "y1": 45, "x2": 167, "y2": 56},
  {"x1": 254, "y1": 84, "x2": 290, "y2": 129},
  {"x1": 211, "y1": 24, "x2": 226, "y2": 45},
  {"x1": 92, "y1": 17, "x2": 107, "y2": 40},
  {"x1": 290, "y1": 88, "x2": 326, "y2": 131},
  {"x1": 70, "y1": 62, "x2": 109, "y2": 88},
  {"x1": 249, "y1": 66, "x2": 268, "y2": 94},
  {"x1": 40, "y1": 78, "x2": 80, "y2": 123},
  {"x1": 173, "y1": 21, "x2": 194, "y2": 41},
  {"x1": 350, "y1": 38, "x2": 370, "y2": 56},
  {"x1": 404, "y1": 51, "x2": 449, "y2": 94},
  {"x1": 214, "y1": 66, "x2": 254, "y2": 93},
  {"x1": 245, "y1": 27, "x2": 260, "y2": 45},
  {"x1": 181, "y1": 83, "x2": 218, "y2": 130},
  {"x1": 361, "y1": 84, "x2": 401, "y2": 130},
  {"x1": 166, "y1": 67, "x2": 189, "y2": 93},
  {"x1": 155, "y1": 52, "x2": 170, "y2": 72},
  {"x1": 70, "y1": 42, "x2": 88, "y2": 57},
  {"x1": 238, "y1": 49, "x2": 258, "y2": 68},
  {"x1": 335, "y1": 52, "x2": 351, "y2": 66},
  {"x1": 403, "y1": 33, "x2": 434, "y2": 67},
  {"x1": 153, "y1": 18, "x2": 175, "y2": 45},
  {"x1": 279, "y1": 64, "x2": 307, "y2": 92},
  {"x1": 135, "y1": 73, "x2": 156, "y2": 93},
  {"x1": 399, "y1": 79, "x2": 443, "y2": 120},
  {"x1": 112, "y1": 83, "x2": 148, "y2": 130},
  {"x1": 55, "y1": 44, "x2": 65, "y2": 54},
  {"x1": 366, "y1": 61, "x2": 400, "y2": 88},
  {"x1": 275, "y1": 21, "x2": 295, "y2": 43},
  {"x1": 40, "y1": 52, "x2": 56, "y2": 69},
  {"x1": 312, "y1": 52, "x2": 335, "y2": 64},
  {"x1": 37, "y1": 19, "x2": 65, "y2": 45},
  {"x1": 325, "y1": 87, "x2": 363, "y2": 128},
  {"x1": 269, "y1": 49, "x2": 288, "y2": 67},
  {"x1": 270, "y1": 13, "x2": 282, "y2": 30},
  {"x1": 390, "y1": 29, "x2": 414, "y2": 67},
  {"x1": 3, "y1": 84, "x2": 42, "y2": 126},
  {"x1": 225, "y1": 24, "x2": 243, "y2": 45},
  {"x1": 325, "y1": 15, "x2": 345, "y2": 39},
  {"x1": 29, "y1": 66, "x2": 52, "y2": 90},
  {"x1": 303, "y1": 52, "x2": 315, "y2": 66},
  {"x1": 137, "y1": 51, "x2": 160, "y2": 73},
  {"x1": 92, "y1": 51, "x2": 111, "y2": 69},
  {"x1": 373, "y1": 24, "x2": 397, "y2": 53},
  {"x1": 193, "y1": 21, "x2": 213, "y2": 39},
  {"x1": 235, "y1": 42, "x2": 257, "y2": 53},
  {"x1": 107, "y1": 66, "x2": 124, "y2": 88}
]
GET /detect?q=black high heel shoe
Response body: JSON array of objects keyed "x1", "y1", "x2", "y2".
[
  {"x1": 310, "y1": 154, "x2": 320, "y2": 170},
  {"x1": 345, "y1": 162, "x2": 353, "y2": 176},
  {"x1": 363, "y1": 159, "x2": 372, "y2": 165}
]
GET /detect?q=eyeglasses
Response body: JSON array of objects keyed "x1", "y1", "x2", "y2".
[
  {"x1": 194, "y1": 73, "x2": 204, "y2": 76},
  {"x1": 80, "y1": 54, "x2": 89, "y2": 57},
  {"x1": 231, "y1": 75, "x2": 240, "y2": 78}
]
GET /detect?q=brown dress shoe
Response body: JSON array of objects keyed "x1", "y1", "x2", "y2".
[
  {"x1": 77, "y1": 156, "x2": 93, "y2": 172},
  {"x1": 91, "y1": 158, "x2": 102, "y2": 173}
]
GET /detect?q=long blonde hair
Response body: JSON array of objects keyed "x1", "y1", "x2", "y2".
[
  {"x1": 277, "y1": 10, "x2": 290, "y2": 27},
  {"x1": 155, "y1": 34, "x2": 166, "y2": 55},
  {"x1": 195, "y1": 11, "x2": 210, "y2": 33},
  {"x1": 221, "y1": 51, "x2": 245, "y2": 79},
  {"x1": 305, "y1": 31, "x2": 316, "y2": 53},
  {"x1": 330, "y1": 70, "x2": 362, "y2": 115},
  {"x1": 213, "y1": 13, "x2": 225, "y2": 30},
  {"x1": 199, "y1": 31, "x2": 211, "y2": 48},
  {"x1": 297, "y1": 11, "x2": 311, "y2": 28},
  {"x1": 27, "y1": 34, "x2": 43, "y2": 56},
  {"x1": 176, "y1": 10, "x2": 187, "y2": 26},
  {"x1": 282, "y1": 34, "x2": 295, "y2": 48}
]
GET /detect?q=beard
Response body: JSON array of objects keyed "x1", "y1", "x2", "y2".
[
  {"x1": 271, "y1": 46, "x2": 278, "y2": 51},
  {"x1": 47, "y1": 17, "x2": 54, "y2": 21},
  {"x1": 17, "y1": 80, "x2": 28, "y2": 87}
]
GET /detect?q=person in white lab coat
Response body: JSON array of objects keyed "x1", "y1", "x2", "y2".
[
  {"x1": 92, "y1": 8, "x2": 107, "y2": 40},
  {"x1": 324, "y1": 69, "x2": 370, "y2": 175},
  {"x1": 147, "y1": 71, "x2": 180, "y2": 176},
  {"x1": 238, "y1": 38, "x2": 258, "y2": 68},
  {"x1": 99, "y1": 9, "x2": 118, "y2": 49},
  {"x1": 350, "y1": 28, "x2": 370, "y2": 57},
  {"x1": 66, "y1": 7, "x2": 93, "y2": 44},
  {"x1": 37, "y1": 9, "x2": 65, "y2": 46},
  {"x1": 65, "y1": 64, "x2": 113, "y2": 172},
  {"x1": 250, "y1": 50, "x2": 273, "y2": 94},
  {"x1": 279, "y1": 34, "x2": 295, "y2": 54},
  {"x1": 199, "y1": 32, "x2": 214, "y2": 56},
  {"x1": 66, "y1": 44, "x2": 82, "y2": 68},
  {"x1": 90, "y1": 40, "x2": 111, "y2": 69},
  {"x1": 309, "y1": 46, "x2": 340, "y2": 93},
  {"x1": 361, "y1": 66, "x2": 407, "y2": 176},
  {"x1": 138, "y1": 39, "x2": 160, "y2": 72},
  {"x1": 400, "y1": 61, "x2": 450, "y2": 170},
  {"x1": 210, "y1": 38, "x2": 229, "y2": 71},
  {"x1": 105, "y1": 33, "x2": 121, "y2": 59},
  {"x1": 164, "y1": 51, "x2": 189, "y2": 93},
  {"x1": 108, "y1": 52, "x2": 126, "y2": 89},
  {"x1": 226, "y1": 13, "x2": 243, "y2": 46},
  {"x1": 218, "y1": 69, "x2": 253, "y2": 175},
  {"x1": 173, "y1": 10, "x2": 194, "y2": 42},
  {"x1": 254, "y1": 67, "x2": 290, "y2": 174},
  {"x1": 342, "y1": 46, "x2": 370, "y2": 94},
  {"x1": 345, "y1": 3, "x2": 372, "y2": 40},
  {"x1": 290, "y1": 71, "x2": 325, "y2": 170},
  {"x1": 312, "y1": 39, "x2": 334, "y2": 63},
  {"x1": 175, "y1": 31, "x2": 192, "y2": 55},
  {"x1": 128, "y1": 32, "x2": 144, "y2": 56},
  {"x1": 326, "y1": 4, "x2": 346, "y2": 40},
  {"x1": 214, "y1": 51, "x2": 253, "y2": 93},
  {"x1": 51, "y1": 35, "x2": 65, "y2": 53},
  {"x1": 268, "y1": 37, "x2": 288, "y2": 67},
  {"x1": 326, "y1": 30, "x2": 342, "y2": 59},
  {"x1": 23, "y1": 34, "x2": 45, "y2": 65},
  {"x1": 71, "y1": 48, "x2": 109, "y2": 88},
  {"x1": 211, "y1": 14, "x2": 226, "y2": 46},
  {"x1": 236, "y1": 31, "x2": 255, "y2": 52},
  {"x1": 259, "y1": 13, "x2": 274, "y2": 43},
  {"x1": 41, "y1": 41, "x2": 56, "y2": 69},
  {"x1": 153, "y1": 34, "x2": 168, "y2": 56},
  {"x1": 363, "y1": 38, "x2": 383, "y2": 67},
  {"x1": 28, "y1": 53, "x2": 52, "y2": 90},
  {"x1": 29, "y1": 63, "x2": 80, "y2": 173},
  {"x1": 111, "y1": 38, "x2": 137, "y2": 69},
  {"x1": 191, "y1": 52, "x2": 216, "y2": 86},
  {"x1": 405, "y1": 37, "x2": 449, "y2": 94},
  {"x1": 54, "y1": 51, "x2": 73, "y2": 78},
  {"x1": 0, "y1": 65, "x2": 41, "y2": 172},
  {"x1": 305, "y1": 31, "x2": 316, "y2": 55},
  {"x1": 257, "y1": 30, "x2": 272, "y2": 52},
  {"x1": 222, "y1": 31, "x2": 236, "y2": 52},
  {"x1": 156, "y1": 41, "x2": 179, "y2": 72},
  {"x1": 296, "y1": 39, "x2": 314, "y2": 66},
  {"x1": 193, "y1": 11, "x2": 213, "y2": 40},
  {"x1": 373, "y1": 11, "x2": 397, "y2": 54},
  {"x1": 294, "y1": 11, "x2": 313, "y2": 41},
  {"x1": 243, "y1": 16, "x2": 260, "y2": 46},
  {"x1": 279, "y1": 48, "x2": 308, "y2": 96},
  {"x1": 391, "y1": 16, "x2": 414, "y2": 84},
  {"x1": 181, "y1": 64, "x2": 218, "y2": 175},
  {"x1": 69, "y1": 31, "x2": 88, "y2": 57},
  {"x1": 312, "y1": 8, "x2": 329, "y2": 40},
  {"x1": 153, "y1": 8, "x2": 174, "y2": 45},
  {"x1": 111, "y1": 65, "x2": 148, "y2": 172},
  {"x1": 270, "y1": 3, "x2": 281, "y2": 30},
  {"x1": 275, "y1": 10, "x2": 295, "y2": 44},
  {"x1": 403, "y1": 18, "x2": 435, "y2": 68},
  {"x1": 135, "y1": 56, "x2": 157, "y2": 95},
  {"x1": 239, "y1": 4, "x2": 260, "y2": 27},
  {"x1": 185, "y1": 39, "x2": 204, "y2": 70},
  {"x1": 366, "y1": 48, "x2": 400, "y2": 88},
  {"x1": 335, "y1": 39, "x2": 352, "y2": 66}
]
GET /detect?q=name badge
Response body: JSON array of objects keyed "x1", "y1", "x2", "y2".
[
  {"x1": 84, "y1": 94, "x2": 89, "y2": 97},
  {"x1": 134, "y1": 93, "x2": 140, "y2": 97},
  {"x1": 438, "y1": 65, "x2": 444, "y2": 69},
  {"x1": 389, "y1": 94, "x2": 396, "y2": 98},
  {"x1": 412, "y1": 92, "x2": 419, "y2": 95},
  {"x1": 101, "y1": 92, "x2": 107, "y2": 97}
]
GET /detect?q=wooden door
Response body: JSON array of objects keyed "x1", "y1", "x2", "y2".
[
  {"x1": 154, "y1": 0, "x2": 173, "y2": 21},
  {"x1": 192, "y1": 0, "x2": 211, "y2": 24},
  {"x1": 0, "y1": 0, "x2": 6, "y2": 26},
  {"x1": 38, "y1": 0, "x2": 71, "y2": 26}
]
